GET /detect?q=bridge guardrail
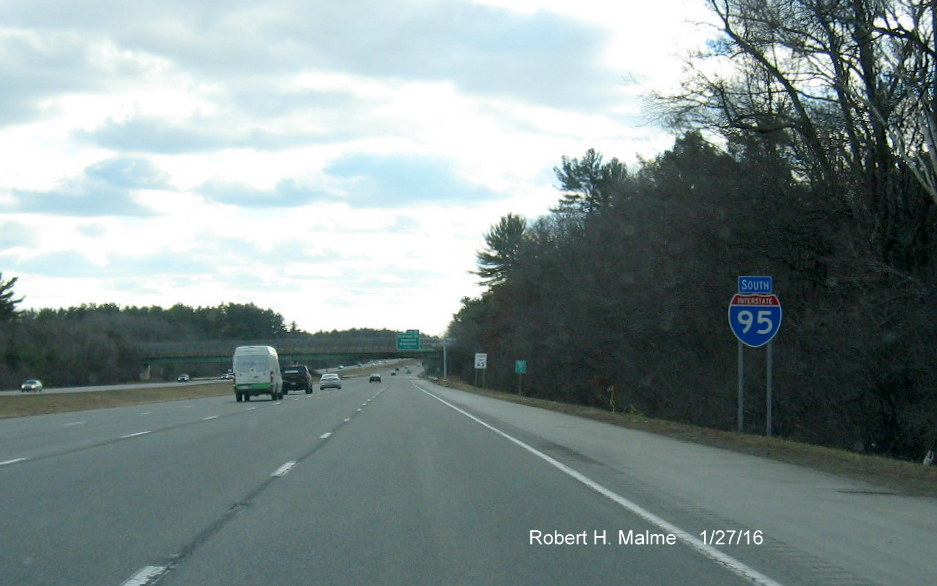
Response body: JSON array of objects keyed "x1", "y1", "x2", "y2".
[{"x1": 139, "y1": 337, "x2": 439, "y2": 359}]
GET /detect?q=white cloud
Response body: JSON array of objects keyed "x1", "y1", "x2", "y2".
[{"x1": 0, "y1": 0, "x2": 717, "y2": 334}]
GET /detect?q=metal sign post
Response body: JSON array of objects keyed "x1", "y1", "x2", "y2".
[
  {"x1": 442, "y1": 338, "x2": 450, "y2": 382},
  {"x1": 766, "y1": 341, "x2": 773, "y2": 437},
  {"x1": 728, "y1": 276, "x2": 782, "y2": 436},
  {"x1": 737, "y1": 340, "x2": 744, "y2": 433}
]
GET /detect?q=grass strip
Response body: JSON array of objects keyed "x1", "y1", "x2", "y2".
[{"x1": 0, "y1": 382, "x2": 232, "y2": 418}]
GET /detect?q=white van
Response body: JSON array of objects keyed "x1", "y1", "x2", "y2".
[{"x1": 233, "y1": 345, "x2": 283, "y2": 402}]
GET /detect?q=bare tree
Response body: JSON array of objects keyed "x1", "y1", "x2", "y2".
[
  {"x1": 870, "y1": 0, "x2": 937, "y2": 203},
  {"x1": 658, "y1": 0, "x2": 935, "y2": 273}
]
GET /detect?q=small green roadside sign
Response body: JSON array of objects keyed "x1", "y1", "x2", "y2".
[
  {"x1": 396, "y1": 330, "x2": 421, "y2": 351},
  {"x1": 515, "y1": 359, "x2": 527, "y2": 394}
]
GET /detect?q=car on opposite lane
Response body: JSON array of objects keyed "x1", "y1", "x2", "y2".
[
  {"x1": 319, "y1": 373, "x2": 342, "y2": 390},
  {"x1": 20, "y1": 379, "x2": 43, "y2": 392}
]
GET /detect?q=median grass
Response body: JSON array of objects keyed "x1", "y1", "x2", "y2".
[
  {"x1": 0, "y1": 382, "x2": 232, "y2": 419},
  {"x1": 435, "y1": 377, "x2": 937, "y2": 499}
]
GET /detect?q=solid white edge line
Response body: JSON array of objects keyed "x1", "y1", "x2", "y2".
[
  {"x1": 121, "y1": 565, "x2": 167, "y2": 586},
  {"x1": 271, "y1": 461, "x2": 297, "y2": 477},
  {"x1": 0, "y1": 457, "x2": 28, "y2": 466},
  {"x1": 415, "y1": 383, "x2": 784, "y2": 586}
]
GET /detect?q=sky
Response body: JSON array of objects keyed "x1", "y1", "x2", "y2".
[{"x1": 0, "y1": 0, "x2": 717, "y2": 336}]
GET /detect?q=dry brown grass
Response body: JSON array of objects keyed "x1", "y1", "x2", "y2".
[
  {"x1": 437, "y1": 378, "x2": 937, "y2": 498},
  {"x1": 0, "y1": 382, "x2": 232, "y2": 418}
]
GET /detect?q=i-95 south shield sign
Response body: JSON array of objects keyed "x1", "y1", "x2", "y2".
[{"x1": 728, "y1": 294, "x2": 782, "y2": 348}]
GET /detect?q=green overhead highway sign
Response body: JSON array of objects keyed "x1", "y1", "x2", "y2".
[{"x1": 396, "y1": 331, "x2": 421, "y2": 351}]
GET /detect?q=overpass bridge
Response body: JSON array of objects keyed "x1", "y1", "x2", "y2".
[{"x1": 138, "y1": 336, "x2": 442, "y2": 379}]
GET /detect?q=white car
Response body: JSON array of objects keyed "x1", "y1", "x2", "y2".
[
  {"x1": 20, "y1": 379, "x2": 43, "y2": 392},
  {"x1": 319, "y1": 373, "x2": 342, "y2": 390}
]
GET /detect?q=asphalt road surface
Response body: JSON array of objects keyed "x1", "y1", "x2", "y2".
[{"x1": 1, "y1": 370, "x2": 935, "y2": 585}]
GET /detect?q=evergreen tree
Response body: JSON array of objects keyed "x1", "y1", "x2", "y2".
[
  {"x1": 0, "y1": 273, "x2": 23, "y2": 321},
  {"x1": 475, "y1": 213, "x2": 527, "y2": 287}
]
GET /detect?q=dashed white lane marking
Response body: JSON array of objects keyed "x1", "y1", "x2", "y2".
[
  {"x1": 320, "y1": 432, "x2": 333, "y2": 439},
  {"x1": 344, "y1": 418, "x2": 351, "y2": 422},
  {"x1": 121, "y1": 565, "x2": 167, "y2": 586},
  {"x1": 120, "y1": 431, "x2": 151, "y2": 439},
  {"x1": 202, "y1": 416, "x2": 218, "y2": 421},
  {"x1": 64, "y1": 421, "x2": 86, "y2": 426},
  {"x1": 139, "y1": 411, "x2": 153, "y2": 416},
  {"x1": 356, "y1": 408, "x2": 362, "y2": 412},
  {"x1": 271, "y1": 461, "x2": 297, "y2": 477},
  {"x1": 417, "y1": 384, "x2": 784, "y2": 586},
  {"x1": 0, "y1": 458, "x2": 28, "y2": 466}
]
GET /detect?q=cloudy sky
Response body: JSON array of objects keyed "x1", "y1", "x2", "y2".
[{"x1": 0, "y1": 0, "x2": 715, "y2": 335}]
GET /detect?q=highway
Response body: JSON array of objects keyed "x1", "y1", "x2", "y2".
[{"x1": 1, "y1": 370, "x2": 935, "y2": 585}]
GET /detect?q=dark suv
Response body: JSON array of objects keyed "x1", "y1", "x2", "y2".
[{"x1": 281, "y1": 365, "x2": 314, "y2": 394}]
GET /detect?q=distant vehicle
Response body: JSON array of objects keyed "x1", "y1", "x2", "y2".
[
  {"x1": 319, "y1": 373, "x2": 342, "y2": 390},
  {"x1": 20, "y1": 379, "x2": 43, "y2": 392},
  {"x1": 282, "y1": 365, "x2": 314, "y2": 394},
  {"x1": 391, "y1": 371, "x2": 396, "y2": 376},
  {"x1": 369, "y1": 373, "x2": 381, "y2": 383},
  {"x1": 177, "y1": 374, "x2": 190, "y2": 382},
  {"x1": 221, "y1": 372, "x2": 233, "y2": 380},
  {"x1": 405, "y1": 368, "x2": 411, "y2": 374},
  {"x1": 233, "y1": 346, "x2": 283, "y2": 402}
]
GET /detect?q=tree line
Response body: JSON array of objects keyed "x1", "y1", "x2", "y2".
[
  {"x1": 0, "y1": 283, "x2": 396, "y2": 388},
  {"x1": 448, "y1": 0, "x2": 937, "y2": 461},
  {"x1": 0, "y1": 287, "x2": 295, "y2": 387}
]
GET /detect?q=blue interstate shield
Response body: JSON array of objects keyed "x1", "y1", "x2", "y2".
[{"x1": 728, "y1": 294, "x2": 782, "y2": 348}]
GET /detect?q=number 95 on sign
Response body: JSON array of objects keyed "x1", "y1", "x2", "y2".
[{"x1": 728, "y1": 294, "x2": 782, "y2": 348}]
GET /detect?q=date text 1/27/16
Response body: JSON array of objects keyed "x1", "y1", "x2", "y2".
[{"x1": 700, "y1": 529, "x2": 764, "y2": 545}]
